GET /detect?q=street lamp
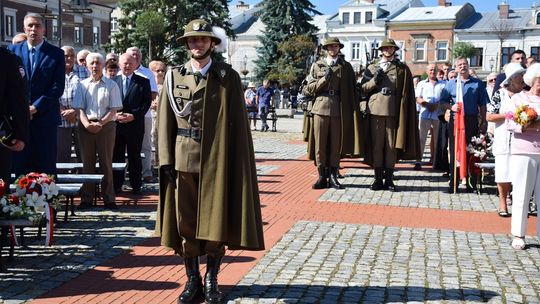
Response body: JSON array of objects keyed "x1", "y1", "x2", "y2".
[
  {"x1": 489, "y1": 57, "x2": 495, "y2": 72},
  {"x1": 240, "y1": 54, "x2": 249, "y2": 82}
]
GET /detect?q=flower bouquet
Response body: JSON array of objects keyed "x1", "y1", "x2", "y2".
[
  {"x1": 4, "y1": 173, "x2": 64, "y2": 246},
  {"x1": 506, "y1": 104, "x2": 539, "y2": 127},
  {"x1": 0, "y1": 179, "x2": 38, "y2": 222},
  {"x1": 466, "y1": 133, "x2": 493, "y2": 177}
]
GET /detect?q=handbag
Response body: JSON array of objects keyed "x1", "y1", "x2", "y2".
[{"x1": 0, "y1": 114, "x2": 15, "y2": 147}]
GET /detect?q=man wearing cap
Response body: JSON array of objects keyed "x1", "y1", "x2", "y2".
[
  {"x1": 303, "y1": 37, "x2": 361, "y2": 190},
  {"x1": 360, "y1": 38, "x2": 420, "y2": 191},
  {"x1": 155, "y1": 19, "x2": 264, "y2": 304},
  {"x1": 244, "y1": 81, "x2": 258, "y2": 130}
]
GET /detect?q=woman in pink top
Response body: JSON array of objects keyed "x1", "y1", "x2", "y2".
[{"x1": 507, "y1": 63, "x2": 540, "y2": 250}]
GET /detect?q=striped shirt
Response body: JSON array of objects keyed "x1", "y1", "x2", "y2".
[{"x1": 59, "y1": 72, "x2": 80, "y2": 128}]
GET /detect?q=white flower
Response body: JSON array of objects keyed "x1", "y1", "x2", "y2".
[
  {"x1": 520, "y1": 111, "x2": 529, "y2": 123},
  {"x1": 2, "y1": 206, "x2": 9, "y2": 213},
  {"x1": 0, "y1": 197, "x2": 7, "y2": 206},
  {"x1": 26, "y1": 192, "x2": 47, "y2": 212}
]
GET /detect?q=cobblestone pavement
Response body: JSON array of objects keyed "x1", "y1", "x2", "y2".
[
  {"x1": 0, "y1": 210, "x2": 156, "y2": 304},
  {"x1": 320, "y1": 167, "x2": 500, "y2": 212},
  {"x1": 3, "y1": 112, "x2": 539, "y2": 304},
  {"x1": 227, "y1": 221, "x2": 540, "y2": 304}
]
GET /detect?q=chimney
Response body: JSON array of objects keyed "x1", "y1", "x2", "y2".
[
  {"x1": 438, "y1": 0, "x2": 451, "y2": 6},
  {"x1": 236, "y1": 1, "x2": 250, "y2": 11},
  {"x1": 498, "y1": 1, "x2": 509, "y2": 19}
]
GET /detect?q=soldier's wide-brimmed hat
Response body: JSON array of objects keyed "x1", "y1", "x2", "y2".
[
  {"x1": 247, "y1": 81, "x2": 256, "y2": 88},
  {"x1": 322, "y1": 37, "x2": 344, "y2": 50},
  {"x1": 378, "y1": 38, "x2": 400, "y2": 50},
  {"x1": 177, "y1": 19, "x2": 221, "y2": 44}
]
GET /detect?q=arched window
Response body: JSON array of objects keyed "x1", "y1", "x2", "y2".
[{"x1": 536, "y1": 12, "x2": 540, "y2": 25}]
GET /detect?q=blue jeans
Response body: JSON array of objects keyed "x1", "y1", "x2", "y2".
[{"x1": 259, "y1": 106, "x2": 269, "y2": 129}]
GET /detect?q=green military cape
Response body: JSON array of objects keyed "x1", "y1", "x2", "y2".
[
  {"x1": 360, "y1": 59, "x2": 421, "y2": 166},
  {"x1": 155, "y1": 61, "x2": 265, "y2": 253},
  {"x1": 304, "y1": 59, "x2": 362, "y2": 160}
]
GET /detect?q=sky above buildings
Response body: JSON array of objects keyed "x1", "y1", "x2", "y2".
[{"x1": 240, "y1": 0, "x2": 537, "y2": 15}]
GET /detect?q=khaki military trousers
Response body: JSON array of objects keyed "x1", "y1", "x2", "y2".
[
  {"x1": 370, "y1": 115, "x2": 397, "y2": 168},
  {"x1": 313, "y1": 114, "x2": 341, "y2": 168},
  {"x1": 175, "y1": 171, "x2": 225, "y2": 258}
]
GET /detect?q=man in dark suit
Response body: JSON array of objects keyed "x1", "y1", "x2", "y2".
[
  {"x1": 112, "y1": 53, "x2": 151, "y2": 195},
  {"x1": 8, "y1": 13, "x2": 65, "y2": 177},
  {"x1": 0, "y1": 48, "x2": 29, "y2": 183}
]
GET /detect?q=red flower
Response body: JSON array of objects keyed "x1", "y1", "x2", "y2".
[
  {"x1": 0, "y1": 179, "x2": 5, "y2": 197},
  {"x1": 10, "y1": 193, "x2": 19, "y2": 205},
  {"x1": 18, "y1": 177, "x2": 30, "y2": 189}
]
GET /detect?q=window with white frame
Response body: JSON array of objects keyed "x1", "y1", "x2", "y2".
[
  {"x1": 4, "y1": 8, "x2": 17, "y2": 41},
  {"x1": 342, "y1": 12, "x2": 350, "y2": 24},
  {"x1": 436, "y1": 41, "x2": 448, "y2": 61},
  {"x1": 93, "y1": 26, "x2": 100, "y2": 46},
  {"x1": 351, "y1": 42, "x2": 361, "y2": 60},
  {"x1": 111, "y1": 18, "x2": 118, "y2": 31},
  {"x1": 365, "y1": 11, "x2": 373, "y2": 23},
  {"x1": 414, "y1": 40, "x2": 426, "y2": 61},
  {"x1": 74, "y1": 26, "x2": 82, "y2": 45},
  {"x1": 353, "y1": 12, "x2": 361, "y2": 24},
  {"x1": 52, "y1": 19, "x2": 59, "y2": 41},
  {"x1": 537, "y1": 12, "x2": 540, "y2": 25}
]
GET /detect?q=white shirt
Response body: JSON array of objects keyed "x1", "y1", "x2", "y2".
[
  {"x1": 73, "y1": 76, "x2": 123, "y2": 121},
  {"x1": 134, "y1": 65, "x2": 158, "y2": 118},
  {"x1": 191, "y1": 58, "x2": 212, "y2": 76},
  {"x1": 415, "y1": 78, "x2": 446, "y2": 121}
]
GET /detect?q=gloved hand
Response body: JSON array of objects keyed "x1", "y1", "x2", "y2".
[
  {"x1": 324, "y1": 68, "x2": 333, "y2": 80},
  {"x1": 161, "y1": 165, "x2": 177, "y2": 187},
  {"x1": 373, "y1": 68, "x2": 384, "y2": 85}
]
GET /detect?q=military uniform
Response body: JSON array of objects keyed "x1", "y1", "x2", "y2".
[
  {"x1": 303, "y1": 37, "x2": 361, "y2": 189},
  {"x1": 360, "y1": 39, "x2": 420, "y2": 191},
  {"x1": 0, "y1": 48, "x2": 29, "y2": 183},
  {"x1": 155, "y1": 19, "x2": 264, "y2": 304}
]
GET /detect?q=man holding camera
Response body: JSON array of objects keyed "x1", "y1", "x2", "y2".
[{"x1": 360, "y1": 38, "x2": 419, "y2": 191}]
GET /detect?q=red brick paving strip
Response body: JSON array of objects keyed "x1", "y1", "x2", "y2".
[{"x1": 31, "y1": 158, "x2": 533, "y2": 304}]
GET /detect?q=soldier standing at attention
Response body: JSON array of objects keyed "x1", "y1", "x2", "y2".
[
  {"x1": 304, "y1": 37, "x2": 360, "y2": 190},
  {"x1": 155, "y1": 19, "x2": 264, "y2": 304},
  {"x1": 360, "y1": 38, "x2": 420, "y2": 191}
]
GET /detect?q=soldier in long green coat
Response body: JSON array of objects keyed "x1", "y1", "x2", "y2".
[
  {"x1": 155, "y1": 19, "x2": 264, "y2": 304},
  {"x1": 360, "y1": 38, "x2": 420, "y2": 192},
  {"x1": 303, "y1": 37, "x2": 362, "y2": 189}
]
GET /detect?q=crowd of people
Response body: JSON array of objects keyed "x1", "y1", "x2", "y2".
[{"x1": 3, "y1": 14, "x2": 540, "y2": 298}]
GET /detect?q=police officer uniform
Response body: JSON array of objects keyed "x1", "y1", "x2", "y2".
[
  {"x1": 361, "y1": 39, "x2": 420, "y2": 191},
  {"x1": 156, "y1": 19, "x2": 264, "y2": 304}
]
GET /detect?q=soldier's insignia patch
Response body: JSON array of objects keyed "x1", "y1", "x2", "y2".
[
  {"x1": 193, "y1": 22, "x2": 201, "y2": 31},
  {"x1": 19, "y1": 66, "x2": 25, "y2": 78},
  {"x1": 220, "y1": 69, "x2": 226, "y2": 78}
]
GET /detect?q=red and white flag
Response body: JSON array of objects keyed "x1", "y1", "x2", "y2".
[{"x1": 454, "y1": 80, "x2": 467, "y2": 180}]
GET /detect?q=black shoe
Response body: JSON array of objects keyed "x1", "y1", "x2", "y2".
[
  {"x1": 204, "y1": 256, "x2": 223, "y2": 304},
  {"x1": 78, "y1": 201, "x2": 93, "y2": 210},
  {"x1": 329, "y1": 167, "x2": 345, "y2": 189},
  {"x1": 413, "y1": 162, "x2": 422, "y2": 171},
  {"x1": 370, "y1": 179, "x2": 384, "y2": 191},
  {"x1": 104, "y1": 202, "x2": 118, "y2": 210},
  {"x1": 384, "y1": 169, "x2": 398, "y2": 192},
  {"x1": 312, "y1": 167, "x2": 329, "y2": 189},
  {"x1": 179, "y1": 257, "x2": 204, "y2": 304}
]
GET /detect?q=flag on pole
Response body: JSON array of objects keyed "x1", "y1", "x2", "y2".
[{"x1": 454, "y1": 80, "x2": 467, "y2": 180}]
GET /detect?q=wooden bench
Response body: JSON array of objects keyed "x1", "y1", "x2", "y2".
[
  {"x1": 0, "y1": 219, "x2": 32, "y2": 272},
  {"x1": 249, "y1": 106, "x2": 277, "y2": 132},
  {"x1": 474, "y1": 162, "x2": 495, "y2": 193}
]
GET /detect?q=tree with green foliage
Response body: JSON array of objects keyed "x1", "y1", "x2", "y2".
[
  {"x1": 255, "y1": 0, "x2": 320, "y2": 82},
  {"x1": 107, "y1": 0, "x2": 234, "y2": 65},
  {"x1": 452, "y1": 41, "x2": 477, "y2": 59},
  {"x1": 268, "y1": 35, "x2": 316, "y2": 84},
  {"x1": 135, "y1": 11, "x2": 166, "y2": 60}
]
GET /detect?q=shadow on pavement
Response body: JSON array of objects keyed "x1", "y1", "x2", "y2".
[{"x1": 224, "y1": 284, "x2": 499, "y2": 302}]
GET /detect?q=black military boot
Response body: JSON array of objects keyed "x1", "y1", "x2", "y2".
[
  {"x1": 329, "y1": 167, "x2": 345, "y2": 189},
  {"x1": 312, "y1": 167, "x2": 328, "y2": 189},
  {"x1": 384, "y1": 168, "x2": 398, "y2": 192},
  {"x1": 370, "y1": 168, "x2": 384, "y2": 191},
  {"x1": 204, "y1": 256, "x2": 223, "y2": 304},
  {"x1": 178, "y1": 257, "x2": 204, "y2": 304}
]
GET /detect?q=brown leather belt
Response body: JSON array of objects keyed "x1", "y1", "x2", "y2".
[
  {"x1": 320, "y1": 90, "x2": 340, "y2": 96},
  {"x1": 177, "y1": 127, "x2": 201, "y2": 140}
]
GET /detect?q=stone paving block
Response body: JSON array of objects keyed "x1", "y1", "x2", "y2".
[{"x1": 226, "y1": 221, "x2": 540, "y2": 303}]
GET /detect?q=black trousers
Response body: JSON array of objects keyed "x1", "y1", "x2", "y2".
[
  {"x1": 0, "y1": 146, "x2": 12, "y2": 183},
  {"x1": 113, "y1": 122, "x2": 144, "y2": 191}
]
